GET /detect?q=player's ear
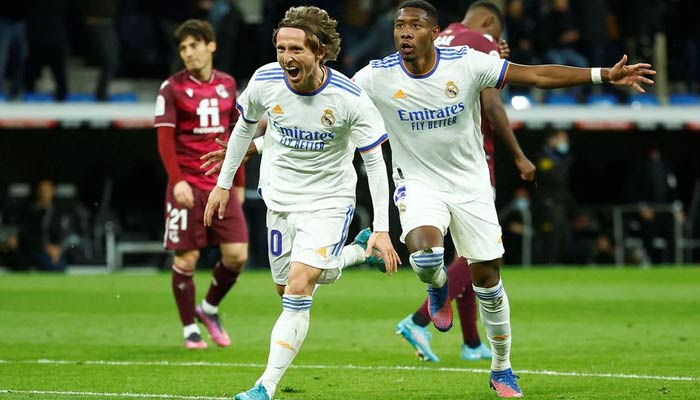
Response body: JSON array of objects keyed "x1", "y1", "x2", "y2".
[
  {"x1": 431, "y1": 25, "x2": 440, "y2": 41},
  {"x1": 484, "y1": 14, "x2": 495, "y2": 29},
  {"x1": 208, "y1": 41, "x2": 217, "y2": 53}
]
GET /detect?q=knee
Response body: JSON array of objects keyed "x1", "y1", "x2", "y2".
[
  {"x1": 174, "y1": 249, "x2": 200, "y2": 272},
  {"x1": 221, "y1": 251, "x2": 247, "y2": 271},
  {"x1": 470, "y1": 258, "x2": 501, "y2": 288}
]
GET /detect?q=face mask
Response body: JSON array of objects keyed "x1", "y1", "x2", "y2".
[
  {"x1": 556, "y1": 142, "x2": 569, "y2": 154},
  {"x1": 514, "y1": 197, "x2": 529, "y2": 210}
]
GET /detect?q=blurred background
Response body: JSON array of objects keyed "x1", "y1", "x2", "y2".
[{"x1": 1, "y1": 0, "x2": 699, "y2": 272}]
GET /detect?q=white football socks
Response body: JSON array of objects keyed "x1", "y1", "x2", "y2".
[
  {"x1": 473, "y1": 280, "x2": 512, "y2": 371},
  {"x1": 200, "y1": 299, "x2": 218, "y2": 314},
  {"x1": 257, "y1": 294, "x2": 312, "y2": 398},
  {"x1": 409, "y1": 247, "x2": 447, "y2": 288},
  {"x1": 340, "y1": 244, "x2": 366, "y2": 268},
  {"x1": 183, "y1": 323, "x2": 200, "y2": 338}
]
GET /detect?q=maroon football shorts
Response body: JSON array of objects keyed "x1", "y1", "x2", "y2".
[{"x1": 163, "y1": 182, "x2": 248, "y2": 250}]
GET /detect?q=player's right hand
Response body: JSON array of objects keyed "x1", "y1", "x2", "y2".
[
  {"x1": 173, "y1": 180, "x2": 195, "y2": 209},
  {"x1": 366, "y1": 231, "x2": 401, "y2": 276},
  {"x1": 204, "y1": 186, "x2": 230, "y2": 226},
  {"x1": 200, "y1": 138, "x2": 228, "y2": 176},
  {"x1": 498, "y1": 39, "x2": 510, "y2": 59}
]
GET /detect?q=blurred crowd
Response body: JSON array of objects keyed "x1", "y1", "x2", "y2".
[
  {"x1": 0, "y1": 131, "x2": 690, "y2": 270},
  {"x1": 1, "y1": 0, "x2": 699, "y2": 101}
]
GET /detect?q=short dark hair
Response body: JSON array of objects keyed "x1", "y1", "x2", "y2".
[
  {"x1": 397, "y1": 0, "x2": 439, "y2": 25},
  {"x1": 174, "y1": 19, "x2": 216, "y2": 45},
  {"x1": 468, "y1": 1, "x2": 505, "y2": 30}
]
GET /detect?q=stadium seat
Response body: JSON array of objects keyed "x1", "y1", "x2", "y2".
[
  {"x1": 545, "y1": 93, "x2": 577, "y2": 105},
  {"x1": 66, "y1": 93, "x2": 97, "y2": 102},
  {"x1": 22, "y1": 92, "x2": 55, "y2": 102},
  {"x1": 587, "y1": 93, "x2": 618, "y2": 106},
  {"x1": 669, "y1": 94, "x2": 700, "y2": 105},
  {"x1": 109, "y1": 92, "x2": 140, "y2": 103},
  {"x1": 629, "y1": 94, "x2": 659, "y2": 106}
]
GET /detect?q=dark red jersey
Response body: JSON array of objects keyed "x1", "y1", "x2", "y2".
[
  {"x1": 436, "y1": 23, "x2": 501, "y2": 187},
  {"x1": 155, "y1": 69, "x2": 240, "y2": 191}
]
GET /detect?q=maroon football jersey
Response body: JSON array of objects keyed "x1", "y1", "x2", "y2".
[
  {"x1": 154, "y1": 69, "x2": 238, "y2": 190},
  {"x1": 437, "y1": 23, "x2": 501, "y2": 187}
]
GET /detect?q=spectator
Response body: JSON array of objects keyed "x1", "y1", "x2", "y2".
[
  {"x1": 539, "y1": 0, "x2": 588, "y2": 67},
  {"x1": 500, "y1": 187, "x2": 532, "y2": 266},
  {"x1": 624, "y1": 146, "x2": 681, "y2": 263},
  {"x1": 504, "y1": 0, "x2": 537, "y2": 65},
  {"x1": 24, "y1": 0, "x2": 70, "y2": 101},
  {"x1": 84, "y1": 0, "x2": 120, "y2": 101},
  {"x1": 0, "y1": 3, "x2": 28, "y2": 99},
  {"x1": 342, "y1": 0, "x2": 402, "y2": 74},
  {"x1": 15, "y1": 180, "x2": 80, "y2": 272},
  {"x1": 571, "y1": 0, "x2": 611, "y2": 68},
  {"x1": 532, "y1": 129, "x2": 575, "y2": 264},
  {"x1": 213, "y1": 0, "x2": 258, "y2": 81}
]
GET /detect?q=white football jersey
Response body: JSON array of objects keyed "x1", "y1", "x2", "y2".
[
  {"x1": 353, "y1": 46, "x2": 508, "y2": 199},
  {"x1": 237, "y1": 62, "x2": 388, "y2": 212}
]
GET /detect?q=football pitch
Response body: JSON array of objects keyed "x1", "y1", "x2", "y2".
[{"x1": 1, "y1": 266, "x2": 698, "y2": 400}]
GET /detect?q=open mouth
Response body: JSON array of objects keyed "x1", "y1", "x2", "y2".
[
  {"x1": 284, "y1": 66, "x2": 301, "y2": 80},
  {"x1": 400, "y1": 43, "x2": 414, "y2": 55}
]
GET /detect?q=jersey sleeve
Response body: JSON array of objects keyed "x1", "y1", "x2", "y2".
[
  {"x1": 465, "y1": 47, "x2": 509, "y2": 91},
  {"x1": 349, "y1": 91, "x2": 388, "y2": 153},
  {"x1": 229, "y1": 78, "x2": 239, "y2": 130},
  {"x1": 154, "y1": 79, "x2": 177, "y2": 127},
  {"x1": 351, "y1": 64, "x2": 375, "y2": 99},
  {"x1": 235, "y1": 73, "x2": 266, "y2": 124}
]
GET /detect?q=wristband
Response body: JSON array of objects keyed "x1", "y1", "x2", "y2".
[{"x1": 591, "y1": 67, "x2": 603, "y2": 84}]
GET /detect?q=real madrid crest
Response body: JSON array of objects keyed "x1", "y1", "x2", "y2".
[
  {"x1": 445, "y1": 80, "x2": 459, "y2": 98},
  {"x1": 321, "y1": 108, "x2": 335, "y2": 127}
]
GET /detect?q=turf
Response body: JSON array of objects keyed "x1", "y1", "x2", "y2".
[{"x1": 0, "y1": 266, "x2": 698, "y2": 399}]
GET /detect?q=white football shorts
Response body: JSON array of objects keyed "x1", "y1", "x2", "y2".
[
  {"x1": 266, "y1": 204, "x2": 355, "y2": 286},
  {"x1": 393, "y1": 179, "x2": 504, "y2": 262}
]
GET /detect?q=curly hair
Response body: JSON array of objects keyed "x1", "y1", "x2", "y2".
[{"x1": 272, "y1": 6, "x2": 341, "y2": 63}]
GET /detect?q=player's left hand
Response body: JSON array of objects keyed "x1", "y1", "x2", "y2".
[
  {"x1": 204, "y1": 186, "x2": 230, "y2": 226},
  {"x1": 608, "y1": 54, "x2": 656, "y2": 93},
  {"x1": 366, "y1": 231, "x2": 401, "y2": 275},
  {"x1": 498, "y1": 39, "x2": 510, "y2": 59},
  {"x1": 515, "y1": 155, "x2": 536, "y2": 181}
]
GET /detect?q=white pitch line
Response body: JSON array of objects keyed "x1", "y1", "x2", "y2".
[
  {"x1": 0, "y1": 389, "x2": 228, "y2": 400},
  {"x1": 1, "y1": 359, "x2": 698, "y2": 382}
]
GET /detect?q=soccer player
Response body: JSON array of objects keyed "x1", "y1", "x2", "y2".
[
  {"x1": 154, "y1": 19, "x2": 248, "y2": 350},
  {"x1": 396, "y1": 1, "x2": 536, "y2": 364},
  {"x1": 203, "y1": 6, "x2": 400, "y2": 400},
  {"x1": 352, "y1": 1, "x2": 654, "y2": 396}
]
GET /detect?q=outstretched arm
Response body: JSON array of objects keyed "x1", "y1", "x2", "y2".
[
  {"x1": 505, "y1": 55, "x2": 655, "y2": 93},
  {"x1": 480, "y1": 88, "x2": 535, "y2": 181}
]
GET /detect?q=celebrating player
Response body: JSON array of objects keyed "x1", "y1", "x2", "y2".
[
  {"x1": 204, "y1": 6, "x2": 400, "y2": 400},
  {"x1": 155, "y1": 19, "x2": 248, "y2": 350},
  {"x1": 396, "y1": 1, "x2": 535, "y2": 364},
  {"x1": 352, "y1": 1, "x2": 654, "y2": 397}
]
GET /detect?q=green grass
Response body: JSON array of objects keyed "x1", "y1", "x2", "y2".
[{"x1": 0, "y1": 266, "x2": 699, "y2": 399}]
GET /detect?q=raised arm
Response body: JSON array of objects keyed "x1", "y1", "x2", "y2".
[{"x1": 505, "y1": 55, "x2": 655, "y2": 93}]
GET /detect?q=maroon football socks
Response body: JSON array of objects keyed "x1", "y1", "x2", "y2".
[
  {"x1": 205, "y1": 260, "x2": 240, "y2": 307},
  {"x1": 172, "y1": 265, "x2": 196, "y2": 325}
]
